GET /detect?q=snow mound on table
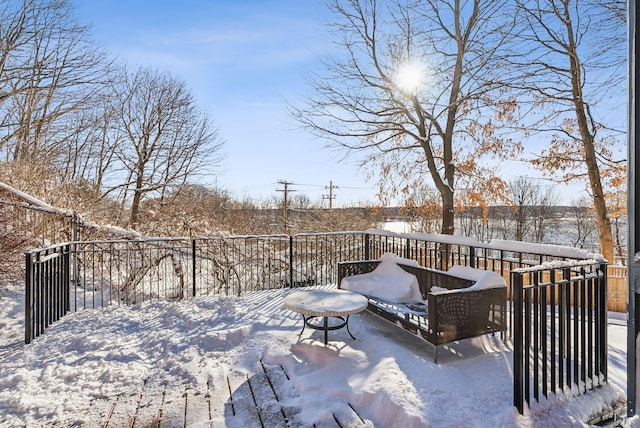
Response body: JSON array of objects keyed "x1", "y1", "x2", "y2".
[{"x1": 340, "y1": 253, "x2": 423, "y2": 303}]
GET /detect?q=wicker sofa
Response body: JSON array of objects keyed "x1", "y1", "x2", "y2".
[{"x1": 337, "y1": 259, "x2": 507, "y2": 363}]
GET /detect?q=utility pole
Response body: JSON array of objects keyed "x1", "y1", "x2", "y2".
[
  {"x1": 323, "y1": 180, "x2": 338, "y2": 210},
  {"x1": 276, "y1": 180, "x2": 295, "y2": 232}
]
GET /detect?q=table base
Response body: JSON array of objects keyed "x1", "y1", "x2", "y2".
[{"x1": 299, "y1": 315, "x2": 356, "y2": 345}]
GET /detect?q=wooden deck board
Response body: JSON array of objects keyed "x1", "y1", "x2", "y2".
[
  {"x1": 245, "y1": 370, "x2": 288, "y2": 428},
  {"x1": 83, "y1": 396, "x2": 115, "y2": 428},
  {"x1": 158, "y1": 386, "x2": 186, "y2": 427},
  {"x1": 101, "y1": 384, "x2": 147, "y2": 428},
  {"x1": 226, "y1": 371, "x2": 263, "y2": 425},
  {"x1": 131, "y1": 385, "x2": 163, "y2": 428},
  {"x1": 95, "y1": 361, "x2": 369, "y2": 427},
  {"x1": 335, "y1": 403, "x2": 375, "y2": 428},
  {"x1": 183, "y1": 386, "x2": 212, "y2": 426}
]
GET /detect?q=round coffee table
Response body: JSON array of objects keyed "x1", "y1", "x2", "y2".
[{"x1": 284, "y1": 288, "x2": 369, "y2": 344}]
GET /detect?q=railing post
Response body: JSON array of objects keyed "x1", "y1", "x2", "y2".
[
  {"x1": 364, "y1": 233, "x2": 370, "y2": 260},
  {"x1": 512, "y1": 271, "x2": 524, "y2": 414},
  {"x1": 599, "y1": 262, "x2": 608, "y2": 381},
  {"x1": 25, "y1": 252, "x2": 33, "y2": 344},
  {"x1": 64, "y1": 245, "x2": 70, "y2": 314},
  {"x1": 564, "y1": 267, "x2": 572, "y2": 389},
  {"x1": 192, "y1": 239, "x2": 197, "y2": 297},
  {"x1": 470, "y1": 246, "x2": 476, "y2": 268},
  {"x1": 71, "y1": 241, "x2": 78, "y2": 308},
  {"x1": 289, "y1": 235, "x2": 294, "y2": 288},
  {"x1": 72, "y1": 213, "x2": 79, "y2": 242},
  {"x1": 54, "y1": 247, "x2": 60, "y2": 320}
]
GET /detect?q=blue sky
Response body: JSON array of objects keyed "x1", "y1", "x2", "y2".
[
  {"x1": 73, "y1": 0, "x2": 595, "y2": 208},
  {"x1": 74, "y1": 0, "x2": 377, "y2": 207}
]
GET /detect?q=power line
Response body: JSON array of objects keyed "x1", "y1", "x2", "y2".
[
  {"x1": 334, "y1": 185, "x2": 371, "y2": 190},
  {"x1": 294, "y1": 182, "x2": 325, "y2": 188}
]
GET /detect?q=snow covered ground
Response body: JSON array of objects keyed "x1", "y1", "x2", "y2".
[{"x1": 0, "y1": 284, "x2": 633, "y2": 427}]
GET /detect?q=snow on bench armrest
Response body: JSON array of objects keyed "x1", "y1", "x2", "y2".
[
  {"x1": 447, "y1": 265, "x2": 507, "y2": 291},
  {"x1": 378, "y1": 252, "x2": 420, "y2": 267}
]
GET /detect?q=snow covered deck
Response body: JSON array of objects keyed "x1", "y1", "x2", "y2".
[
  {"x1": 93, "y1": 357, "x2": 370, "y2": 427},
  {"x1": 0, "y1": 285, "x2": 630, "y2": 427}
]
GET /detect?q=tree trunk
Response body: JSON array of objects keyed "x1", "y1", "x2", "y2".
[
  {"x1": 441, "y1": 186, "x2": 454, "y2": 235},
  {"x1": 566, "y1": 18, "x2": 614, "y2": 263},
  {"x1": 583, "y1": 137, "x2": 614, "y2": 262},
  {"x1": 129, "y1": 189, "x2": 141, "y2": 228},
  {"x1": 129, "y1": 167, "x2": 145, "y2": 227},
  {"x1": 438, "y1": 13, "x2": 471, "y2": 236}
]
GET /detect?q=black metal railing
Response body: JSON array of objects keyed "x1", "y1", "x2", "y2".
[
  {"x1": 511, "y1": 260, "x2": 608, "y2": 414},
  {"x1": 25, "y1": 244, "x2": 70, "y2": 343},
  {"x1": 25, "y1": 232, "x2": 368, "y2": 342},
  {"x1": 25, "y1": 230, "x2": 601, "y2": 341}
]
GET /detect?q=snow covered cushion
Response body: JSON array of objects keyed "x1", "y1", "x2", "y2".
[{"x1": 340, "y1": 254, "x2": 423, "y2": 303}]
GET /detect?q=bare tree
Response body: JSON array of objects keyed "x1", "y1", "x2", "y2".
[
  {"x1": 107, "y1": 66, "x2": 224, "y2": 227},
  {"x1": 59, "y1": 87, "x2": 119, "y2": 190},
  {"x1": 487, "y1": 206, "x2": 514, "y2": 241},
  {"x1": 600, "y1": 0, "x2": 626, "y2": 22},
  {"x1": 0, "y1": 1, "x2": 30, "y2": 108},
  {"x1": 605, "y1": 182, "x2": 627, "y2": 265},
  {"x1": 456, "y1": 206, "x2": 488, "y2": 240},
  {"x1": 400, "y1": 184, "x2": 441, "y2": 233},
  {"x1": 566, "y1": 196, "x2": 599, "y2": 251},
  {"x1": 291, "y1": 0, "x2": 519, "y2": 235},
  {"x1": 0, "y1": 0, "x2": 108, "y2": 167},
  {"x1": 509, "y1": 0, "x2": 626, "y2": 263},
  {"x1": 135, "y1": 184, "x2": 233, "y2": 237},
  {"x1": 0, "y1": 205, "x2": 39, "y2": 285},
  {"x1": 508, "y1": 177, "x2": 559, "y2": 242}
]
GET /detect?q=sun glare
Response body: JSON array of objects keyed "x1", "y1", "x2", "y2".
[{"x1": 395, "y1": 62, "x2": 423, "y2": 93}]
